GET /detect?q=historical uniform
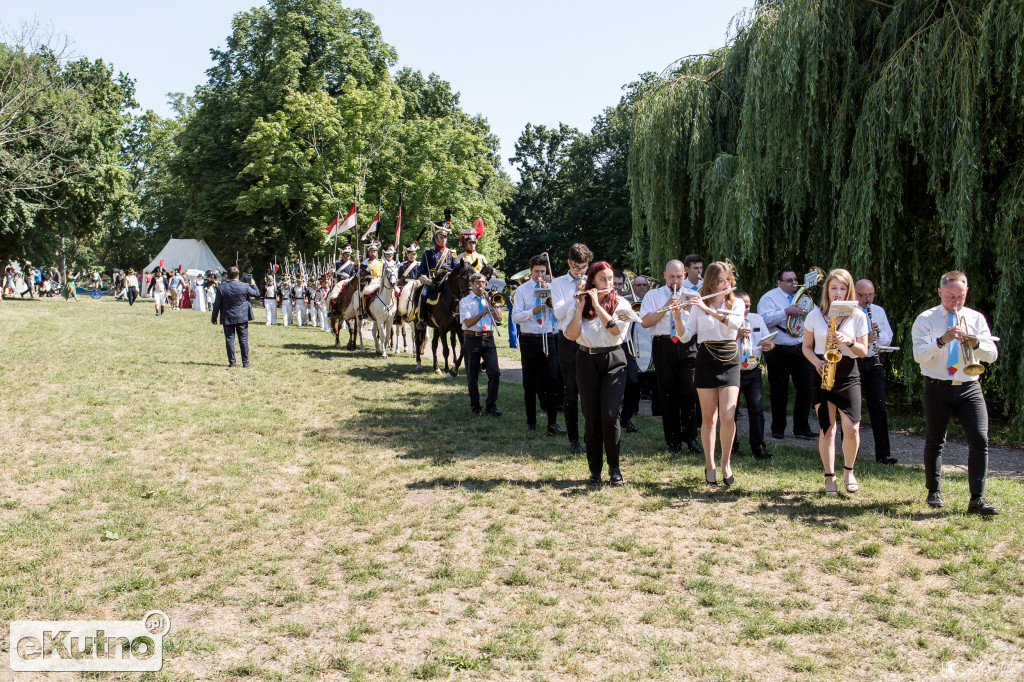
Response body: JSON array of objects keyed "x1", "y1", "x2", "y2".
[
  {"x1": 264, "y1": 276, "x2": 278, "y2": 325},
  {"x1": 280, "y1": 277, "x2": 293, "y2": 326},
  {"x1": 414, "y1": 223, "x2": 456, "y2": 328}
]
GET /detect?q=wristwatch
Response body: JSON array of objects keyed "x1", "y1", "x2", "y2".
[
  {"x1": 605, "y1": 319, "x2": 616, "y2": 329},
  {"x1": 936, "y1": 337, "x2": 945, "y2": 349}
]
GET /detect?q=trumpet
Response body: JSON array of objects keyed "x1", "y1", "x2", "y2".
[
  {"x1": 654, "y1": 286, "x2": 737, "y2": 314},
  {"x1": 955, "y1": 306, "x2": 985, "y2": 377}
]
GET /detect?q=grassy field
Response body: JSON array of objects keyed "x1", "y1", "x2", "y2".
[{"x1": 1, "y1": 297, "x2": 1023, "y2": 681}]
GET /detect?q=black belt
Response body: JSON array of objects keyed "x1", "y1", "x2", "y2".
[
  {"x1": 580, "y1": 345, "x2": 620, "y2": 355},
  {"x1": 520, "y1": 331, "x2": 557, "y2": 337},
  {"x1": 464, "y1": 330, "x2": 493, "y2": 337},
  {"x1": 924, "y1": 375, "x2": 972, "y2": 387}
]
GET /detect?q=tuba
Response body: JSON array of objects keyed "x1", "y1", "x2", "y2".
[{"x1": 786, "y1": 266, "x2": 826, "y2": 336}]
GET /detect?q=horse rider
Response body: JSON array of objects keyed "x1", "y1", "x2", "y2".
[
  {"x1": 460, "y1": 233, "x2": 489, "y2": 271},
  {"x1": 335, "y1": 245, "x2": 356, "y2": 280},
  {"x1": 398, "y1": 242, "x2": 421, "y2": 287},
  {"x1": 413, "y1": 217, "x2": 456, "y2": 330},
  {"x1": 361, "y1": 241, "x2": 383, "y2": 280},
  {"x1": 382, "y1": 244, "x2": 398, "y2": 269}
]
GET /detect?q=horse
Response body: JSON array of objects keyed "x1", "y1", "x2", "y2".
[
  {"x1": 328, "y1": 277, "x2": 361, "y2": 350},
  {"x1": 367, "y1": 263, "x2": 399, "y2": 357},
  {"x1": 410, "y1": 258, "x2": 496, "y2": 377}
]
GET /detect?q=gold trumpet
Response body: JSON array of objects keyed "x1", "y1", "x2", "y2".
[
  {"x1": 956, "y1": 306, "x2": 985, "y2": 376},
  {"x1": 490, "y1": 292, "x2": 506, "y2": 308}
]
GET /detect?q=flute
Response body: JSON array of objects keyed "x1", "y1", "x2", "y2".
[
  {"x1": 654, "y1": 286, "x2": 737, "y2": 314},
  {"x1": 573, "y1": 288, "x2": 615, "y2": 299}
]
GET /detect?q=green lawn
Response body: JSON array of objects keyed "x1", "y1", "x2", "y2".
[{"x1": 1, "y1": 298, "x2": 1022, "y2": 681}]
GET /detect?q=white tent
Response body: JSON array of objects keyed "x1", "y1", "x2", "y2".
[{"x1": 145, "y1": 239, "x2": 226, "y2": 273}]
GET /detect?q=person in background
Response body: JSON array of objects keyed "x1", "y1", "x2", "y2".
[
  {"x1": 211, "y1": 266, "x2": 260, "y2": 368},
  {"x1": 734, "y1": 291, "x2": 774, "y2": 459},
  {"x1": 855, "y1": 279, "x2": 897, "y2": 465},
  {"x1": 148, "y1": 269, "x2": 166, "y2": 315},
  {"x1": 125, "y1": 270, "x2": 139, "y2": 307}
]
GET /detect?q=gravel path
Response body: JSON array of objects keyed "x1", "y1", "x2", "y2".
[{"x1": 496, "y1": 356, "x2": 1024, "y2": 479}]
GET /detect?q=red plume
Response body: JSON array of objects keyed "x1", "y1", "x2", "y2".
[{"x1": 474, "y1": 217, "x2": 485, "y2": 237}]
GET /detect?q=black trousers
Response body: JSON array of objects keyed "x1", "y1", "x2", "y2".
[
  {"x1": 223, "y1": 323, "x2": 250, "y2": 366},
  {"x1": 621, "y1": 352, "x2": 640, "y2": 422},
  {"x1": 651, "y1": 337, "x2": 698, "y2": 447},
  {"x1": 466, "y1": 335, "x2": 500, "y2": 410},
  {"x1": 127, "y1": 287, "x2": 138, "y2": 306},
  {"x1": 764, "y1": 343, "x2": 815, "y2": 436},
  {"x1": 923, "y1": 378, "x2": 988, "y2": 496},
  {"x1": 576, "y1": 347, "x2": 627, "y2": 476},
  {"x1": 519, "y1": 333, "x2": 559, "y2": 427},
  {"x1": 558, "y1": 332, "x2": 580, "y2": 442},
  {"x1": 739, "y1": 368, "x2": 766, "y2": 453},
  {"x1": 857, "y1": 357, "x2": 891, "y2": 459}
]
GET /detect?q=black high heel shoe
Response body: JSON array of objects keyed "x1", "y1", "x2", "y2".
[
  {"x1": 705, "y1": 468, "x2": 718, "y2": 486},
  {"x1": 722, "y1": 471, "x2": 735, "y2": 488}
]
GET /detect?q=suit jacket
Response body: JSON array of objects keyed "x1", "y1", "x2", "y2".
[{"x1": 211, "y1": 279, "x2": 260, "y2": 325}]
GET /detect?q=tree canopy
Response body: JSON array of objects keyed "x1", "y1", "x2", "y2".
[{"x1": 629, "y1": 0, "x2": 1024, "y2": 436}]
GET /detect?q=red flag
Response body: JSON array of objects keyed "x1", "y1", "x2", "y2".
[
  {"x1": 325, "y1": 204, "x2": 357, "y2": 244},
  {"x1": 394, "y1": 206, "x2": 403, "y2": 248},
  {"x1": 361, "y1": 211, "x2": 381, "y2": 241},
  {"x1": 323, "y1": 215, "x2": 338, "y2": 233}
]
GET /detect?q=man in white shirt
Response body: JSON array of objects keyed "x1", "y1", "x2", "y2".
[
  {"x1": 511, "y1": 255, "x2": 566, "y2": 435},
  {"x1": 735, "y1": 292, "x2": 774, "y2": 459},
  {"x1": 757, "y1": 268, "x2": 817, "y2": 440},
  {"x1": 631, "y1": 276, "x2": 657, "y2": 413},
  {"x1": 460, "y1": 272, "x2": 503, "y2": 417},
  {"x1": 855, "y1": 279, "x2": 897, "y2": 465},
  {"x1": 640, "y1": 260, "x2": 702, "y2": 455},
  {"x1": 550, "y1": 243, "x2": 593, "y2": 453},
  {"x1": 912, "y1": 270, "x2": 998, "y2": 515},
  {"x1": 681, "y1": 254, "x2": 703, "y2": 294}
]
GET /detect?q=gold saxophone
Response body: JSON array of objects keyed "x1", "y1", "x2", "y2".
[{"x1": 821, "y1": 303, "x2": 843, "y2": 391}]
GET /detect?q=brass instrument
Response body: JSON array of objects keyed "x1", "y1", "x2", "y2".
[
  {"x1": 956, "y1": 306, "x2": 985, "y2": 377},
  {"x1": 821, "y1": 298, "x2": 843, "y2": 391},
  {"x1": 540, "y1": 251, "x2": 553, "y2": 356},
  {"x1": 490, "y1": 292, "x2": 505, "y2": 308},
  {"x1": 786, "y1": 266, "x2": 827, "y2": 336},
  {"x1": 740, "y1": 319, "x2": 759, "y2": 370}
]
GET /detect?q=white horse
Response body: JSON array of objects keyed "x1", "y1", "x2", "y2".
[{"x1": 368, "y1": 263, "x2": 399, "y2": 357}]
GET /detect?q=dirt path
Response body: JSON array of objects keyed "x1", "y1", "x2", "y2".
[{"x1": 496, "y1": 356, "x2": 1024, "y2": 479}]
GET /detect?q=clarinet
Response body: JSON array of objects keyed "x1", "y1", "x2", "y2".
[{"x1": 865, "y1": 305, "x2": 878, "y2": 362}]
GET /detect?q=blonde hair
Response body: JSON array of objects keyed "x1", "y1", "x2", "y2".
[
  {"x1": 699, "y1": 261, "x2": 736, "y2": 307},
  {"x1": 819, "y1": 268, "x2": 856, "y2": 315}
]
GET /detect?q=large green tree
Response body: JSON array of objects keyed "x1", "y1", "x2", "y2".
[{"x1": 630, "y1": 0, "x2": 1024, "y2": 436}]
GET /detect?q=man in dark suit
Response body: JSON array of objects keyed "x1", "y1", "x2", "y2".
[{"x1": 211, "y1": 267, "x2": 261, "y2": 367}]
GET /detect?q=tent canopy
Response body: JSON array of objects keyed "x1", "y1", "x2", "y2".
[{"x1": 145, "y1": 239, "x2": 226, "y2": 273}]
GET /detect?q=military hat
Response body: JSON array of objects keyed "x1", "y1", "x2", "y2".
[
  {"x1": 383, "y1": 244, "x2": 396, "y2": 256},
  {"x1": 341, "y1": 244, "x2": 353, "y2": 254}
]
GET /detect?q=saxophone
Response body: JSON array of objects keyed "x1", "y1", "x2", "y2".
[{"x1": 821, "y1": 300, "x2": 843, "y2": 391}]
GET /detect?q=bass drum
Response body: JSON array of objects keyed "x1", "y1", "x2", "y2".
[{"x1": 633, "y1": 324, "x2": 653, "y2": 372}]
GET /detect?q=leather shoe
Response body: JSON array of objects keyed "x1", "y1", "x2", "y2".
[
  {"x1": 608, "y1": 469, "x2": 624, "y2": 486},
  {"x1": 686, "y1": 439, "x2": 704, "y2": 455},
  {"x1": 794, "y1": 431, "x2": 817, "y2": 441},
  {"x1": 926, "y1": 491, "x2": 945, "y2": 509},
  {"x1": 621, "y1": 419, "x2": 638, "y2": 433},
  {"x1": 471, "y1": 407, "x2": 483, "y2": 416},
  {"x1": 771, "y1": 432, "x2": 785, "y2": 440},
  {"x1": 967, "y1": 497, "x2": 998, "y2": 516},
  {"x1": 486, "y1": 407, "x2": 502, "y2": 417},
  {"x1": 569, "y1": 441, "x2": 584, "y2": 455},
  {"x1": 527, "y1": 424, "x2": 536, "y2": 433},
  {"x1": 658, "y1": 444, "x2": 681, "y2": 456},
  {"x1": 877, "y1": 455, "x2": 898, "y2": 465},
  {"x1": 547, "y1": 424, "x2": 567, "y2": 436},
  {"x1": 754, "y1": 450, "x2": 773, "y2": 460},
  {"x1": 587, "y1": 474, "x2": 601, "y2": 486}
]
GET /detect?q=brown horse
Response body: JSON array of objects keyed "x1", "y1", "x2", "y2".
[
  {"x1": 411, "y1": 258, "x2": 495, "y2": 377},
  {"x1": 329, "y1": 279, "x2": 360, "y2": 350}
]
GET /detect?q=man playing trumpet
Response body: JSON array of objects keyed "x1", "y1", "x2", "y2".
[{"x1": 911, "y1": 270, "x2": 999, "y2": 515}]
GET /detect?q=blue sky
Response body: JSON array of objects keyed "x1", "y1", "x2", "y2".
[{"x1": 3, "y1": 0, "x2": 751, "y2": 176}]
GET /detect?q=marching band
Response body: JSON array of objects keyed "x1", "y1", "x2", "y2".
[{"x1": 205, "y1": 209, "x2": 1000, "y2": 514}]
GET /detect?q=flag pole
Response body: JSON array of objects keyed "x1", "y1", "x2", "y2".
[{"x1": 354, "y1": 180, "x2": 365, "y2": 353}]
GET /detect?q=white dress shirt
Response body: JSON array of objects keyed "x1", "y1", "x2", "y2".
[
  {"x1": 912, "y1": 305, "x2": 998, "y2": 382},
  {"x1": 577, "y1": 298, "x2": 631, "y2": 348},
  {"x1": 460, "y1": 293, "x2": 497, "y2": 332},
  {"x1": 740, "y1": 312, "x2": 768, "y2": 369},
  {"x1": 638, "y1": 285, "x2": 691, "y2": 336},
  {"x1": 757, "y1": 286, "x2": 813, "y2": 346},
  {"x1": 511, "y1": 279, "x2": 557, "y2": 334},
  {"x1": 861, "y1": 303, "x2": 893, "y2": 357},
  {"x1": 681, "y1": 278, "x2": 702, "y2": 294},
  {"x1": 803, "y1": 307, "x2": 869, "y2": 357},
  {"x1": 680, "y1": 298, "x2": 744, "y2": 343},
  {"x1": 551, "y1": 272, "x2": 581, "y2": 333}
]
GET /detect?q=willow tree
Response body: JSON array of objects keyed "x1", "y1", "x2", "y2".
[{"x1": 630, "y1": 0, "x2": 1024, "y2": 437}]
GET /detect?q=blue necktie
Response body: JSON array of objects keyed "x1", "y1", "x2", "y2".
[
  {"x1": 477, "y1": 297, "x2": 489, "y2": 331},
  {"x1": 947, "y1": 312, "x2": 959, "y2": 375}
]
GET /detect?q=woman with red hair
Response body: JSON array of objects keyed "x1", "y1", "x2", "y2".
[{"x1": 565, "y1": 261, "x2": 634, "y2": 486}]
